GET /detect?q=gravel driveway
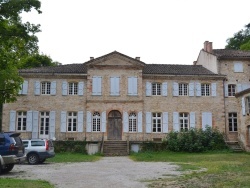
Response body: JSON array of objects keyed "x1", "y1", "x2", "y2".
[{"x1": 1, "y1": 157, "x2": 181, "y2": 188}]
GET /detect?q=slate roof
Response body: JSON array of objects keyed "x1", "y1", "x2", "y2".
[
  {"x1": 212, "y1": 49, "x2": 250, "y2": 59},
  {"x1": 143, "y1": 64, "x2": 216, "y2": 75}
]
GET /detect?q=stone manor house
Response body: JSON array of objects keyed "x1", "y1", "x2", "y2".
[{"x1": 2, "y1": 41, "x2": 250, "y2": 154}]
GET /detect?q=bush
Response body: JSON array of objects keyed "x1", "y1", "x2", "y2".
[
  {"x1": 166, "y1": 127, "x2": 228, "y2": 152},
  {"x1": 53, "y1": 141, "x2": 87, "y2": 154},
  {"x1": 141, "y1": 141, "x2": 168, "y2": 152}
]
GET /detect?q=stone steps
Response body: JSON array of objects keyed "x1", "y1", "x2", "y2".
[
  {"x1": 226, "y1": 141, "x2": 244, "y2": 152},
  {"x1": 103, "y1": 141, "x2": 128, "y2": 156}
]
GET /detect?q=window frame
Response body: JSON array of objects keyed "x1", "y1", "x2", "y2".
[
  {"x1": 152, "y1": 112, "x2": 162, "y2": 133},
  {"x1": 228, "y1": 113, "x2": 237, "y2": 132},
  {"x1": 179, "y1": 83, "x2": 188, "y2": 96},
  {"x1": 41, "y1": 82, "x2": 51, "y2": 95},
  {"x1": 179, "y1": 112, "x2": 189, "y2": 131},
  {"x1": 68, "y1": 82, "x2": 78, "y2": 95},
  {"x1": 92, "y1": 112, "x2": 101, "y2": 132},
  {"x1": 40, "y1": 112, "x2": 50, "y2": 136},
  {"x1": 67, "y1": 112, "x2": 77, "y2": 132},
  {"x1": 228, "y1": 84, "x2": 236, "y2": 96},
  {"x1": 201, "y1": 83, "x2": 210, "y2": 96},
  {"x1": 129, "y1": 112, "x2": 137, "y2": 132},
  {"x1": 152, "y1": 83, "x2": 161, "y2": 96},
  {"x1": 17, "y1": 111, "x2": 27, "y2": 131}
]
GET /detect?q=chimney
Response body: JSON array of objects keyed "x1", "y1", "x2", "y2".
[
  {"x1": 207, "y1": 42, "x2": 213, "y2": 53},
  {"x1": 135, "y1": 57, "x2": 140, "y2": 60},
  {"x1": 203, "y1": 41, "x2": 209, "y2": 51},
  {"x1": 90, "y1": 57, "x2": 94, "y2": 60},
  {"x1": 193, "y1": 61, "x2": 197, "y2": 65}
]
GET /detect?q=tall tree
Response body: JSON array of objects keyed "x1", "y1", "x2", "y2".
[{"x1": 225, "y1": 23, "x2": 250, "y2": 50}]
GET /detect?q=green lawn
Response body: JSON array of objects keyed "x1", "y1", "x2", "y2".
[{"x1": 130, "y1": 151, "x2": 250, "y2": 188}]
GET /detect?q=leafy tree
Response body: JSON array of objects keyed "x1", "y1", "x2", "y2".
[{"x1": 225, "y1": 23, "x2": 250, "y2": 50}]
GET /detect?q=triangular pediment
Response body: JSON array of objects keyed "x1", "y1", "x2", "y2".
[{"x1": 84, "y1": 51, "x2": 145, "y2": 67}]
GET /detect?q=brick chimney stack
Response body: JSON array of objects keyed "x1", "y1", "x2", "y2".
[
  {"x1": 135, "y1": 57, "x2": 140, "y2": 60},
  {"x1": 203, "y1": 41, "x2": 213, "y2": 53},
  {"x1": 90, "y1": 57, "x2": 94, "y2": 60}
]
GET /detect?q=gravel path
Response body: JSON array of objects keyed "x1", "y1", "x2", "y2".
[{"x1": 1, "y1": 157, "x2": 182, "y2": 188}]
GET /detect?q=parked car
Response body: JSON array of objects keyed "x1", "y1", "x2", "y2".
[
  {"x1": 22, "y1": 139, "x2": 55, "y2": 164},
  {"x1": 0, "y1": 132, "x2": 26, "y2": 174}
]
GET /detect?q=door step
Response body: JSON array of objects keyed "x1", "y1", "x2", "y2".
[{"x1": 103, "y1": 141, "x2": 128, "y2": 156}]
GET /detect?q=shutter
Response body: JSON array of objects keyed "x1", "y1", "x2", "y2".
[
  {"x1": 34, "y1": 81, "x2": 40, "y2": 95},
  {"x1": 212, "y1": 83, "x2": 217, "y2": 96},
  {"x1": 18, "y1": 84, "x2": 22, "y2": 95},
  {"x1": 162, "y1": 82, "x2": 168, "y2": 96},
  {"x1": 146, "y1": 112, "x2": 152, "y2": 133},
  {"x1": 242, "y1": 97, "x2": 246, "y2": 116},
  {"x1": 123, "y1": 112, "x2": 128, "y2": 132},
  {"x1": 173, "y1": 82, "x2": 179, "y2": 96},
  {"x1": 26, "y1": 111, "x2": 33, "y2": 131},
  {"x1": 138, "y1": 111, "x2": 142, "y2": 133},
  {"x1": 51, "y1": 81, "x2": 57, "y2": 95},
  {"x1": 62, "y1": 81, "x2": 68, "y2": 96},
  {"x1": 190, "y1": 112, "x2": 195, "y2": 128},
  {"x1": 189, "y1": 82, "x2": 194, "y2": 96},
  {"x1": 224, "y1": 83, "x2": 228, "y2": 97},
  {"x1": 78, "y1": 82, "x2": 84, "y2": 96},
  {"x1": 86, "y1": 111, "x2": 92, "y2": 132},
  {"x1": 110, "y1": 77, "x2": 119, "y2": 96},
  {"x1": 60, "y1": 111, "x2": 67, "y2": 132},
  {"x1": 101, "y1": 111, "x2": 106, "y2": 132},
  {"x1": 22, "y1": 80, "x2": 28, "y2": 95},
  {"x1": 196, "y1": 82, "x2": 201, "y2": 96},
  {"x1": 162, "y1": 112, "x2": 168, "y2": 133},
  {"x1": 92, "y1": 76, "x2": 102, "y2": 95},
  {"x1": 202, "y1": 112, "x2": 212, "y2": 130},
  {"x1": 9, "y1": 110, "x2": 16, "y2": 131},
  {"x1": 133, "y1": 77, "x2": 138, "y2": 95},
  {"x1": 49, "y1": 111, "x2": 56, "y2": 139},
  {"x1": 242, "y1": 83, "x2": 250, "y2": 91},
  {"x1": 128, "y1": 77, "x2": 133, "y2": 95},
  {"x1": 115, "y1": 77, "x2": 120, "y2": 95},
  {"x1": 32, "y1": 111, "x2": 39, "y2": 139},
  {"x1": 234, "y1": 62, "x2": 243, "y2": 72},
  {"x1": 146, "y1": 82, "x2": 152, "y2": 96},
  {"x1": 173, "y1": 112, "x2": 179, "y2": 132},
  {"x1": 78, "y1": 111, "x2": 84, "y2": 132},
  {"x1": 237, "y1": 84, "x2": 242, "y2": 92}
]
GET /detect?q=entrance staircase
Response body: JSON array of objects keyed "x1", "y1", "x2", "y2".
[
  {"x1": 103, "y1": 141, "x2": 128, "y2": 156},
  {"x1": 226, "y1": 141, "x2": 244, "y2": 152}
]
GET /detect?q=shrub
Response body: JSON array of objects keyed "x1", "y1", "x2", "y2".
[
  {"x1": 53, "y1": 141, "x2": 87, "y2": 154},
  {"x1": 166, "y1": 127, "x2": 228, "y2": 152}
]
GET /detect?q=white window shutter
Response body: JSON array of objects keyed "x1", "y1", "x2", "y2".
[
  {"x1": 60, "y1": 111, "x2": 67, "y2": 132},
  {"x1": 162, "y1": 82, "x2": 168, "y2": 96},
  {"x1": 92, "y1": 76, "x2": 102, "y2": 95},
  {"x1": 26, "y1": 111, "x2": 33, "y2": 131},
  {"x1": 51, "y1": 81, "x2": 57, "y2": 95},
  {"x1": 242, "y1": 83, "x2": 250, "y2": 91},
  {"x1": 224, "y1": 84, "x2": 228, "y2": 97},
  {"x1": 123, "y1": 112, "x2": 128, "y2": 132},
  {"x1": 190, "y1": 112, "x2": 195, "y2": 128},
  {"x1": 22, "y1": 80, "x2": 28, "y2": 95},
  {"x1": 212, "y1": 83, "x2": 217, "y2": 96},
  {"x1": 78, "y1": 82, "x2": 84, "y2": 96},
  {"x1": 242, "y1": 97, "x2": 246, "y2": 116},
  {"x1": 62, "y1": 81, "x2": 68, "y2": 96},
  {"x1": 173, "y1": 82, "x2": 179, "y2": 96},
  {"x1": 202, "y1": 112, "x2": 212, "y2": 130},
  {"x1": 146, "y1": 82, "x2": 152, "y2": 96},
  {"x1": 162, "y1": 112, "x2": 168, "y2": 133},
  {"x1": 237, "y1": 84, "x2": 242, "y2": 93},
  {"x1": 115, "y1": 77, "x2": 120, "y2": 95},
  {"x1": 34, "y1": 81, "x2": 40, "y2": 95},
  {"x1": 146, "y1": 112, "x2": 152, "y2": 133},
  {"x1": 86, "y1": 111, "x2": 92, "y2": 132},
  {"x1": 128, "y1": 77, "x2": 138, "y2": 95},
  {"x1": 196, "y1": 82, "x2": 201, "y2": 96},
  {"x1": 9, "y1": 110, "x2": 16, "y2": 131},
  {"x1": 189, "y1": 82, "x2": 194, "y2": 96},
  {"x1": 78, "y1": 111, "x2": 84, "y2": 132},
  {"x1": 138, "y1": 111, "x2": 142, "y2": 133},
  {"x1": 101, "y1": 111, "x2": 106, "y2": 132},
  {"x1": 110, "y1": 77, "x2": 119, "y2": 95},
  {"x1": 133, "y1": 77, "x2": 138, "y2": 95},
  {"x1": 173, "y1": 112, "x2": 179, "y2": 132},
  {"x1": 32, "y1": 111, "x2": 39, "y2": 139},
  {"x1": 49, "y1": 111, "x2": 56, "y2": 139},
  {"x1": 234, "y1": 62, "x2": 243, "y2": 72}
]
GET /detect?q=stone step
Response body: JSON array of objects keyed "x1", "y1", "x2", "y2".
[{"x1": 103, "y1": 141, "x2": 128, "y2": 156}]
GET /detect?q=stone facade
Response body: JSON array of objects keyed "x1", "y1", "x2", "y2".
[{"x1": 2, "y1": 47, "x2": 250, "y2": 151}]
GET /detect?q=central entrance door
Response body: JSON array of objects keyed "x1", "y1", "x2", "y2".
[{"x1": 108, "y1": 110, "x2": 122, "y2": 140}]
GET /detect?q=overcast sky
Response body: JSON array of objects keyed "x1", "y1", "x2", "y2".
[{"x1": 21, "y1": 0, "x2": 250, "y2": 65}]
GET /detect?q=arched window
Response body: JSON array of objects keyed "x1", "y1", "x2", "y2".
[
  {"x1": 92, "y1": 112, "x2": 100, "y2": 132},
  {"x1": 129, "y1": 112, "x2": 137, "y2": 132}
]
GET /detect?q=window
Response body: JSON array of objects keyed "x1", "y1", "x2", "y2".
[
  {"x1": 152, "y1": 113, "x2": 162, "y2": 132},
  {"x1": 179, "y1": 113, "x2": 189, "y2": 131},
  {"x1": 246, "y1": 96, "x2": 250, "y2": 114},
  {"x1": 17, "y1": 111, "x2": 27, "y2": 131},
  {"x1": 40, "y1": 112, "x2": 50, "y2": 136},
  {"x1": 152, "y1": 83, "x2": 161, "y2": 95},
  {"x1": 129, "y1": 112, "x2": 137, "y2": 132},
  {"x1": 41, "y1": 82, "x2": 51, "y2": 95},
  {"x1": 234, "y1": 62, "x2": 243, "y2": 72},
  {"x1": 201, "y1": 84, "x2": 210, "y2": 96},
  {"x1": 228, "y1": 84, "x2": 236, "y2": 96},
  {"x1": 92, "y1": 112, "x2": 100, "y2": 132},
  {"x1": 67, "y1": 112, "x2": 77, "y2": 132},
  {"x1": 110, "y1": 77, "x2": 120, "y2": 96},
  {"x1": 68, "y1": 83, "x2": 78, "y2": 95},
  {"x1": 179, "y1": 83, "x2": 188, "y2": 96},
  {"x1": 228, "y1": 113, "x2": 237, "y2": 132},
  {"x1": 92, "y1": 76, "x2": 102, "y2": 95}
]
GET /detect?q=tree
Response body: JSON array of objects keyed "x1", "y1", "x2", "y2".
[
  {"x1": 225, "y1": 23, "x2": 250, "y2": 50},
  {"x1": 0, "y1": 0, "x2": 42, "y2": 130}
]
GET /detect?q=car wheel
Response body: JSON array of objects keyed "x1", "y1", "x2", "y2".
[
  {"x1": 39, "y1": 159, "x2": 46, "y2": 164},
  {"x1": 28, "y1": 154, "x2": 39, "y2": 165},
  {"x1": 3, "y1": 164, "x2": 14, "y2": 173}
]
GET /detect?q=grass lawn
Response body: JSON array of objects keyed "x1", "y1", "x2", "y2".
[{"x1": 130, "y1": 151, "x2": 250, "y2": 188}]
